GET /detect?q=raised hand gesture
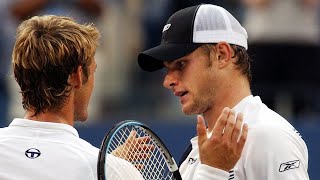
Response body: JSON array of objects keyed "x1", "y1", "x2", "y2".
[{"x1": 197, "y1": 107, "x2": 248, "y2": 171}]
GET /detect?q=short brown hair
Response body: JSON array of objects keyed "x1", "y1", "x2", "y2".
[
  {"x1": 201, "y1": 44, "x2": 252, "y2": 82},
  {"x1": 12, "y1": 15, "x2": 100, "y2": 115}
]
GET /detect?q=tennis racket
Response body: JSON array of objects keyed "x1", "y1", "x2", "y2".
[{"x1": 97, "y1": 120, "x2": 182, "y2": 180}]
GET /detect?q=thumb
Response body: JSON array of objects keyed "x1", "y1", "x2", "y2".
[{"x1": 197, "y1": 115, "x2": 207, "y2": 147}]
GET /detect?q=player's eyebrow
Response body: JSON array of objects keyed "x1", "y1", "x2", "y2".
[{"x1": 163, "y1": 57, "x2": 186, "y2": 69}]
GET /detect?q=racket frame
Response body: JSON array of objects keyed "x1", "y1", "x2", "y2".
[{"x1": 97, "y1": 120, "x2": 182, "y2": 180}]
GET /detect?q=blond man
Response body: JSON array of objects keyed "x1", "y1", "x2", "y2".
[{"x1": 0, "y1": 15, "x2": 143, "y2": 180}]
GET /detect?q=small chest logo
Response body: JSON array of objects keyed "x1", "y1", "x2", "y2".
[
  {"x1": 187, "y1": 157, "x2": 197, "y2": 165},
  {"x1": 25, "y1": 148, "x2": 41, "y2": 159},
  {"x1": 279, "y1": 160, "x2": 300, "y2": 172}
]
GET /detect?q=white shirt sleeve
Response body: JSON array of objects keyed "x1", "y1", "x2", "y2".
[
  {"x1": 243, "y1": 125, "x2": 309, "y2": 180},
  {"x1": 179, "y1": 151, "x2": 230, "y2": 180},
  {"x1": 105, "y1": 154, "x2": 144, "y2": 180},
  {"x1": 193, "y1": 164, "x2": 229, "y2": 180}
]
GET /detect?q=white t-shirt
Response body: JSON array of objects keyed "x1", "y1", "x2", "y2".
[
  {"x1": 180, "y1": 95, "x2": 309, "y2": 180},
  {"x1": 0, "y1": 118, "x2": 144, "y2": 180}
]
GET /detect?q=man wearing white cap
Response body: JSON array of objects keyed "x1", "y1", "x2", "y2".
[{"x1": 138, "y1": 4, "x2": 309, "y2": 180}]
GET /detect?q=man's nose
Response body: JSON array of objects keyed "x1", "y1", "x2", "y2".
[{"x1": 163, "y1": 72, "x2": 177, "y2": 89}]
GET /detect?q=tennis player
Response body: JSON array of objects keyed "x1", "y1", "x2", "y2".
[
  {"x1": 138, "y1": 4, "x2": 309, "y2": 180},
  {"x1": 0, "y1": 15, "x2": 143, "y2": 180}
]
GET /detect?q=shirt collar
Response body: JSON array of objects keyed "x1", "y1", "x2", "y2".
[
  {"x1": 9, "y1": 118, "x2": 79, "y2": 137},
  {"x1": 232, "y1": 95, "x2": 255, "y2": 112}
]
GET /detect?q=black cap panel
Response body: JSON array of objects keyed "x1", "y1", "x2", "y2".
[
  {"x1": 161, "y1": 5, "x2": 199, "y2": 44},
  {"x1": 137, "y1": 5, "x2": 202, "y2": 72}
]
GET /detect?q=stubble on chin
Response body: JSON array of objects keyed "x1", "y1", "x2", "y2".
[{"x1": 182, "y1": 101, "x2": 206, "y2": 115}]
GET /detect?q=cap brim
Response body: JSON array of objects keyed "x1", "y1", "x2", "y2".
[{"x1": 138, "y1": 43, "x2": 202, "y2": 72}]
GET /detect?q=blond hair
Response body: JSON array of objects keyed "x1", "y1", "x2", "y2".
[{"x1": 12, "y1": 15, "x2": 100, "y2": 115}]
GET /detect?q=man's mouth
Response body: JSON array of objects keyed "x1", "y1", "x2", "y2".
[{"x1": 175, "y1": 91, "x2": 188, "y2": 97}]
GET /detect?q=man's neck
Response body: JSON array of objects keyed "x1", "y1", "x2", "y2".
[
  {"x1": 204, "y1": 79, "x2": 251, "y2": 132},
  {"x1": 24, "y1": 109, "x2": 74, "y2": 126}
]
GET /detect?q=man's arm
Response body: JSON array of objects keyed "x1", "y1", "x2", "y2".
[{"x1": 105, "y1": 154, "x2": 145, "y2": 180}]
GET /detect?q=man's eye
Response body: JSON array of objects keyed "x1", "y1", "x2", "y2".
[{"x1": 177, "y1": 61, "x2": 185, "y2": 68}]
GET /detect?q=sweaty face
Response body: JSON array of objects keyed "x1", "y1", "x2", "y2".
[
  {"x1": 74, "y1": 59, "x2": 97, "y2": 121},
  {"x1": 163, "y1": 47, "x2": 220, "y2": 115}
]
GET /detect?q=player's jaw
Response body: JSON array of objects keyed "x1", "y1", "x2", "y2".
[
  {"x1": 177, "y1": 77, "x2": 215, "y2": 115},
  {"x1": 181, "y1": 91, "x2": 211, "y2": 115},
  {"x1": 73, "y1": 94, "x2": 90, "y2": 122},
  {"x1": 74, "y1": 60, "x2": 96, "y2": 122}
]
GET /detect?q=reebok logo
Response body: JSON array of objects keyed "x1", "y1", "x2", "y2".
[
  {"x1": 279, "y1": 160, "x2": 300, "y2": 172},
  {"x1": 162, "y1": 24, "x2": 171, "y2": 32}
]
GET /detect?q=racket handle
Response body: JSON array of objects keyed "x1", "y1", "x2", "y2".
[{"x1": 173, "y1": 171, "x2": 182, "y2": 180}]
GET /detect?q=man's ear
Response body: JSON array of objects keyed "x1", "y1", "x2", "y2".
[
  {"x1": 70, "y1": 66, "x2": 83, "y2": 89},
  {"x1": 216, "y1": 41, "x2": 233, "y2": 69}
]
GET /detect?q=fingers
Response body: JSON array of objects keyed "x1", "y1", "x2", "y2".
[
  {"x1": 135, "y1": 144, "x2": 154, "y2": 152},
  {"x1": 209, "y1": 107, "x2": 247, "y2": 151},
  {"x1": 197, "y1": 115, "x2": 207, "y2": 146},
  {"x1": 114, "y1": 138, "x2": 154, "y2": 161},
  {"x1": 197, "y1": 108, "x2": 249, "y2": 171},
  {"x1": 212, "y1": 107, "x2": 230, "y2": 139},
  {"x1": 221, "y1": 110, "x2": 236, "y2": 142},
  {"x1": 127, "y1": 130, "x2": 150, "y2": 146},
  {"x1": 236, "y1": 123, "x2": 248, "y2": 154},
  {"x1": 134, "y1": 136, "x2": 150, "y2": 144},
  {"x1": 126, "y1": 130, "x2": 137, "y2": 144},
  {"x1": 231, "y1": 113, "x2": 243, "y2": 143}
]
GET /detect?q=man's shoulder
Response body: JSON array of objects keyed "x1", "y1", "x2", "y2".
[
  {"x1": 243, "y1": 98, "x2": 292, "y2": 129},
  {"x1": 244, "y1": 111, "x2": 307, "y2": 155},
  {"x1": 243, "y1": 102, "x2": 306, "y2": 146},
  {"x1": 73, "y1": 137, "x2": 99, "y2": 157},
  {"x1": 0, "y1": 126, "x2": 9, "y2": 135},
  {"x1": 0, "y1": 125, "x2": 21, "y2": 139},
  {"x1": 248, "y1": 112, "x2": 299, "y2": 142}
]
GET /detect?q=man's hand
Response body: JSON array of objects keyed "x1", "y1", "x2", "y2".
[
  {"x1": 112, "y1": 131, "x2": 154, "y2": 162},
  {"x1": 197, "y1": 107, "x2": 248, "y2": 171}
]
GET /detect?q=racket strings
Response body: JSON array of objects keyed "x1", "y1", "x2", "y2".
[{"x1": 107, "y1": 126, "x2": 175, "y2": 180}]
